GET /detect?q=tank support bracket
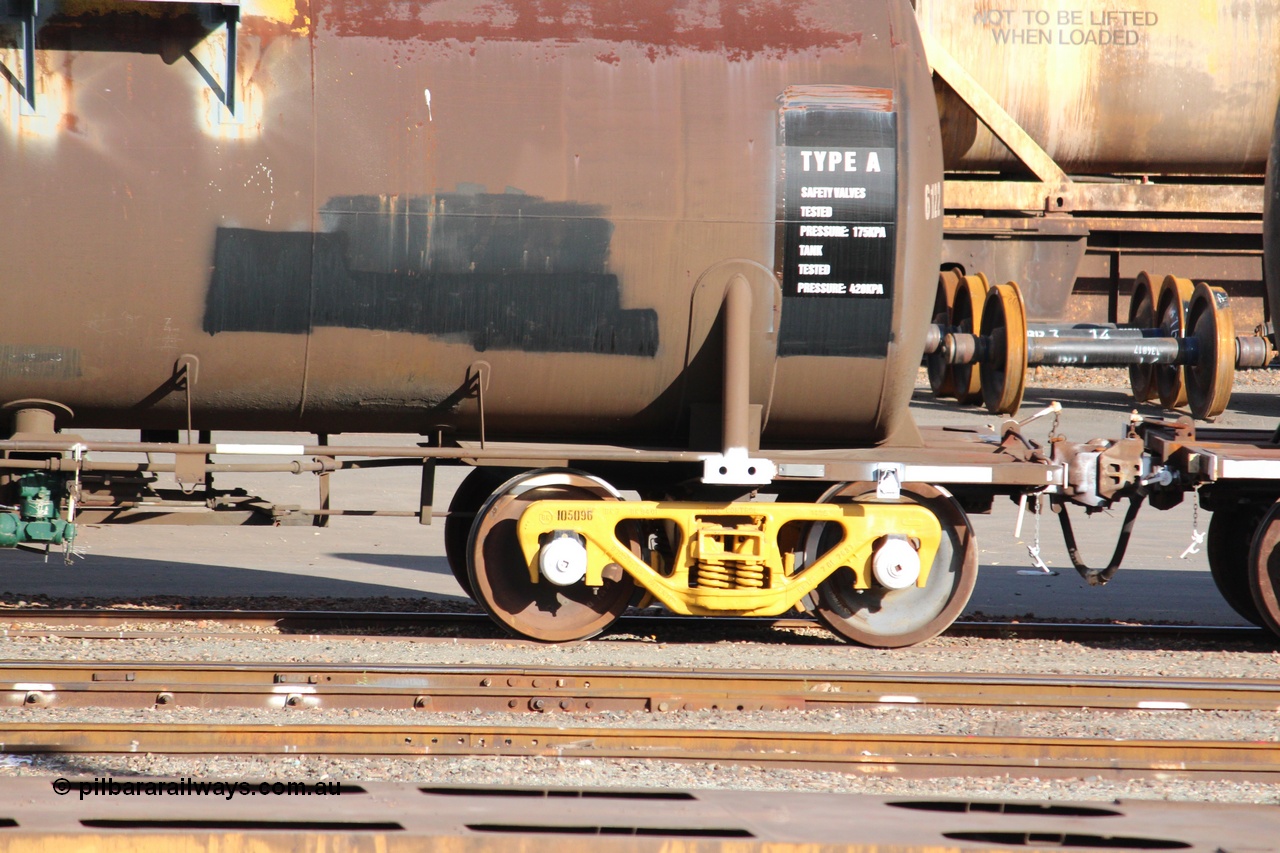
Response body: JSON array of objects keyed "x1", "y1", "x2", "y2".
[
  {"x1": 0, "y1": 0, "x2": 40, "y2": 111},
  {"x1": 313, "y1": 434, "x2": 331, "y2": 529},
  {"x1": 418, "y1": 458, "x2": 436, "y2": 527},
  {"x1": 17, "y1": 0, "x2": 36, "y2": 111},
  {"x1": 921, "y1": 30, "x2": 1069, "y2": 188},
  {"x1": 174, "y1": 355, "x2": 199, "y2": 444},
  {"x1": 2, "y1": 1, "x2": 240, "y2": 114},
  {"x1": 465, "y1": 361, "x2": 491, "y2": 449},
  {"x1": 219, "y1": 2, "x2": 238, "y2": 115}
]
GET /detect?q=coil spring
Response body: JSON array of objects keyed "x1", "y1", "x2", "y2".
[
  {"x1": 694, "y1": 562, "x2": 733, "y2": 589},
  {"x1": 693, "y1": 562, "x2": 766, "y2": 589}
]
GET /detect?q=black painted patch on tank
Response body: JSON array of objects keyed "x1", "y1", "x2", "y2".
[
  {"x1": 203, "y1": 192, "x2": 658, "y2": 357},
  {"x1": 776, "y1": 97, "x2": 898, "y2": 358}
]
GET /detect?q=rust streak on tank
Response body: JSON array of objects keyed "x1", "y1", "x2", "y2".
[{"x1": 320, "y1": 0, "x2": 857, "y2": 60}]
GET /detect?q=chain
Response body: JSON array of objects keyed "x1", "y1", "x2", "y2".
[
  {"x1": 63, "y1": 444, "x2": 86, "y2": 565},
  {"x1": 1019, "y1": 492, "x2": 1056, "y2": 575},
  {"x1": 1033, "y1": 492, "x2": 1042, "y2": 554},
  {"x1": 1180, "y1": 484, "x2": 1205, "y2": 560}
]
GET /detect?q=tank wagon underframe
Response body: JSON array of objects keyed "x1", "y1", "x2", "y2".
[{"x1": 0, "y1": 421, "x2": 1056, "y2": 646}]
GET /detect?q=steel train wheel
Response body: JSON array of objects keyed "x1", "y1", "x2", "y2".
[
  {"x1": 444, "y1": 466, "x2": 521, "y2": 599},
  {"x1": 978, "y1": 281, "x2": 1028, "y2": 416},
  {"x1": 928, "y1": 269, "x2": 963, "y2": 399},
  {"x1": 1246, "y1": 500, "x2": 1280, "y2": 638},
  {"x1": 1154, "y1": 275, "x2": 1195, "y2": 410},
  {"x1": 806, "y1": 482, "x2": 978, "y2": 648},
  {"x1": 1184, "y1": 283, "x2": 1235, "y2": 421},
  {"x1": 467, "y1": 469, "x2": 636, "y2": 642},
  {"x1": 949, "y1": 273, "x2": 990, "y2": 406},
  {"x1": 1127, "y1": 272, "x2": 1161, "y2": 403},
  {"x1": 1207, "y1": 508, "x2": 1264, "y2": 627}
]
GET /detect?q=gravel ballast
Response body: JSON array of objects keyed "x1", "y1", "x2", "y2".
[{"x1": 1, "y1": 630, "x2": 1277, "y2": 806}]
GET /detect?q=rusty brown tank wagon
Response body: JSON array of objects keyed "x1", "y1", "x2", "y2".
[
  {"x1": 4, "y1": 0, "x2": 1280, "y2": 646},
  {"x1": 1, "y1": 0, "x2": 944, "y2": 447}
]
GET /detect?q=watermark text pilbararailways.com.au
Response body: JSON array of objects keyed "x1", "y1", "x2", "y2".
[{"x1": 52, "y1": 777, "x2": 341, "y2": 800}]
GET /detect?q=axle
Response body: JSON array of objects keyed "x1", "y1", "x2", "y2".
[
  {"x1": 924, "y1": 271, "x2": 1274, "y2": 420},
  {"x1": 931, "y1": 327, "x2": 1269, "y2": 369}
]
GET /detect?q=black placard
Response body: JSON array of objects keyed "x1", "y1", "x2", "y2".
[{"x1": 777, "y1": 106, "x2": 898, "y2": 358}]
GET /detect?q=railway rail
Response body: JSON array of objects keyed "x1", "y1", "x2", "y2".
[
  {"x1": 3, "y1": 720, "x2": 1276, "y2": 783},
  {"x1": 3, "y1": 662, "x2": 1280, "y2": 714},
  {"x1": 4, "y1": 661, "x2": 1277, "y2": 787},
  {"x1": 0, "y1": 608, "x2": 1268, "y2": 644}
]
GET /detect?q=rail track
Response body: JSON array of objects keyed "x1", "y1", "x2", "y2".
[
  {"x1": 5, "y1": 721, "x2": 1277, "y2": 782},
  {"x1": 2, "y1": 610, "x2": 1274, "y2": 790},
  {"x1": 3, "y1": 661, "x2": 1280, "y2": 713},
  {"x1": 7, "y1": 655, "x2": 1280, "y2": 712},
  {"x1": 2, "y1": 661, "x2": 1277, "y2": 782},
  {"x1": 0, "y1": 608, "x2": 1268, "y2": 644}
]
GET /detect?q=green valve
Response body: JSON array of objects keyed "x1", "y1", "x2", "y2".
[
  {"x1": 0, "y1": 472, "x2": 77, "y2": 548},
  {"x1": 0, "y1": 512, "x2": 76, "y2": 548},
  {"x1": 21, "y1": 487, "x2": 54, "y2": 521}
]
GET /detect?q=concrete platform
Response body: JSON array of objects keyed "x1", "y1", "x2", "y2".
[{"x1": 0, "y1": 779, "x2": 1275, "y2": 852}]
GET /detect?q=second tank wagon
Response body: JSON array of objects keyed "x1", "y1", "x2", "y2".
[{"x1": 916, "y1": 0, "x2": 1278, "y2": 326}]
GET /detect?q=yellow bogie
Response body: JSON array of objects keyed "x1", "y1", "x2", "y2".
[{"x1": 516, "y1": 501, "x2": 943, "y2": 617}]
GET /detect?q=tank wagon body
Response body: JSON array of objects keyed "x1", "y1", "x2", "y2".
[
  {"x1": 1, "y1": 0, "x2": 939, "y2": 448},
  {"x1": 915, "y1": 0, "x2": 1279, "y2": 324},
  {"x1": 5, "y1": 0, "x2": 1280, "y2": 645}
]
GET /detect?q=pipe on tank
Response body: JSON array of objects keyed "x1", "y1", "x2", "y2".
[
  {"x1": 723, "y1": 274, "x2": 753, "y2": 457},
  {"x1": 700, "y1": 274, "x2": 774, "y2": 487}
]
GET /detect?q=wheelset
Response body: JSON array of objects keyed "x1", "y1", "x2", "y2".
[
  {"x1": 1245, "y1": 499, "x2": 1280, "y2": 637},
  {"x1": 467, "y1": 469, "x2": 637, "y2": 642},
  {"x1": 805, "y1": 482, "x2": 979, "y2": 648}
]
